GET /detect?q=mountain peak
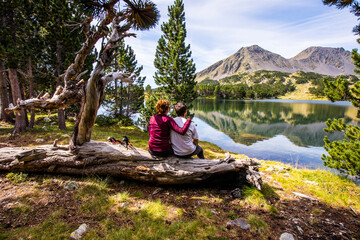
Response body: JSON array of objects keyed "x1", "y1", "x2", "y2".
[
  {"x1": 195, "y1": 45, "x2": 355, "y2": 82},
  {"x1": 237, "y1": 45, "x2": 265, "y2": 53},
  {"x1": 291, "y1": 46, "x2": 348, "y2": 60}
]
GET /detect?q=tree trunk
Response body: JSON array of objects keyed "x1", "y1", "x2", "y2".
[
  {"x1": 114, "y1": 63, "x2": 119, "y2": 117},
  {"x1": 115, "y1": 79, "x2": 119, "y2": 117},
  {"x1": 56, "y1": 36, "x2": 66, "y2": 130},
  {"x1": 70, "y1": 18, "x2": 133, "y2": 146},
  {"x1": 8, "y1": 68, "x2": 26, "y2": 133},
  {"x1": 28, "y1": 56, "x2": 35, "y2": 129},
  {"x1": 120, "y1": 81, "x2": 123, "y2": 116},
  {"x1": 0, "y1": 60, "x2": 12, "y2": 122},
  {"x1": 126, "y1": 84, "x2": 130, "y2": 117},
  {"x1": 0, "y1": 141, "x2": 262, "y2": 189},
  {"x1": 72, "y1": 65, "x2": 104, "y2": 146}
]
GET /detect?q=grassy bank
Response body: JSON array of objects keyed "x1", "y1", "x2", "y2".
[{"x1": 0, "y1": 119, "x2": 359, "y2": 239}]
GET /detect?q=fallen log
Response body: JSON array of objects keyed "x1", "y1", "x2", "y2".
[{"x1": 0, "y1": 141, "x2": 262, "y2": 190}]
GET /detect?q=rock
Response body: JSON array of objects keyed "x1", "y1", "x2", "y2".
[
  {"x1": 292, "y1": 192, "x2": 317, "y2": 201},
  {"x1": 265, "y1": 167, "x2": 275, "y2": 172},
  {"x1": 152, "y1": 187, "x2": 163, "y2": 195},
  {"x1": 303, "y1": 180, "x2": 318, "y2": 185},
  {"x1": 277, "y1": 166, "x2": 290, "y2": 171},
  {"x1": 64, "y1": 181, "x2": 80, "y2": 191},
  {"x1": 279, "y1": 232, "x2": 295, "y2": 240},
  {"x1": 120, "y1": 202, "x2": 130, "y2": 208},
  {"x1": 35, "y1": 138, "x2": 45, "y2": 143},
  {"x1": 226, "y1": 218, "x2": 251, "y2": 230},
  {"x1": 70, "y1": 223, "x2": 88, "y2": 240},
  {"x1": 44, "y1": 117, "x2": 51, "y2": 122},
  {"x1": 231, "y1": 188, "x2": 242, "y2": 199}
]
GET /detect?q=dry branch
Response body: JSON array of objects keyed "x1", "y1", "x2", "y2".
[
  {"x1": 0, "y1": 142, "x2": 262, "y2": 189},
  {"x1": 4, "y1": 1, "x2": 122, "y2": 115}
]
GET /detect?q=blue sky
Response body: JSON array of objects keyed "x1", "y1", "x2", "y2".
[{"x1": 123, "y1": 0, "x2": 359, "y2": 88}]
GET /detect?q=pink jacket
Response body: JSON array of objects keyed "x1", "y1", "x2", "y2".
[{"x1": 148, "y1": 114, "x2": 191, "y2": 152}]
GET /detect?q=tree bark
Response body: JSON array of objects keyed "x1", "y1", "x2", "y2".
[
  {"x1": 28, "y1": 56, "x2": 35, "y2": 129},
  {"x1": 0, "y1": 141, "x2": 262, "y2": 189},
  {"x1": 8, "y1": 68, "x2": 27, "y2": 133},
  {"x1": 56, "y1": 22, "x2": 67, "y2": 130},
  {"x1": 70, "y1": 17, "x2": 133, "y2": 146},
  {"x1": 126, "y1": 83, "x2": 130, "y2": 117},
  {"x1": 120, "y1": 81, "x2": 123, "y2": 116},
  {"x1": 114, "y1": 79, "x2": 119, "y2": 117},
  {"x1": 114, "y1": 63, "x2": 119, "y2": 117},
  {"x1": 0, "y1": 60, "x2": 12, "y2": 122}
]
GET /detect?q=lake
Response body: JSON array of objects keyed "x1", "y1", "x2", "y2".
[{"x1": 192, "y1": 98, "x2": 359, "y2": 169}]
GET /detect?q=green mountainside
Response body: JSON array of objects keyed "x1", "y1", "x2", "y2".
[{"x1": 196, "y1": 70, "x2": 359, "y2": 100}]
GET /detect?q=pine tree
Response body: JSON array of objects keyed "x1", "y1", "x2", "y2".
[
  {"x1": 104, "y1": 39, "x2": 145, "y2": 120},
  {"x1": 153, "y1": 0, "x2": 197, "y2": 110},
  {"x1": 321, "y1": 0, "x2": 360, "y2": 177}
]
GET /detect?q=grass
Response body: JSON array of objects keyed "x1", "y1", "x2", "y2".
[
  {"x1": 110, "y1": 191, "x2": 131, "y2": 203},
  {"x1": 261, "y1": 160, "x2": 360, "y2": 211},
  {"x1": 0, "y1": 210, "x2": 72, "y2": 240},
  {"x1": 6, "y1": 172, "x2": 28, "y2": 184},
  {"x1": 133, "y1": 191, "x2": 144, "y2": 198},
  {"x1": 82, "y1": 198, "x2": 219, "y2": 240},
  {"x1": 228, "y1": 210, "x2": 237, "y2": 220},
  {"x1": 140, "y1": 200, "x2": 168, "y2": 219},
  {"x1": 279, "y1": 82, "x2": 326, "y2": 100},
  {"x1": 240, "y1": 184, "x2": 278, "y2": 214},
  {"x1": 76, "y1": 177, "x2": 112, "y2": 219},
  {"x1": 266, "y1": 205, "x2": 279, "y2": 215},
  {"x1": 246, "y1": 214, "x2": 270, "y2": 238},
  {"x1": 12, "y1": 203, "x2": 32, "y2": 214}
]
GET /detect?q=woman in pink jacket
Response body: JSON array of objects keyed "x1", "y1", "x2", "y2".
[{"x1": 148, "y1": 100, "x2": 191, "y2": 157}]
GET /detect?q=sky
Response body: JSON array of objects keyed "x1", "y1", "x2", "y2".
[{"x1": 123, "y1": 0, "x2": 359, "y2": 88}]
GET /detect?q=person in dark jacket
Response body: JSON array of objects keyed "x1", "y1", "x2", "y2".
[{"x1": 148, "y1": 100, "x2": 191, "y2": 157}]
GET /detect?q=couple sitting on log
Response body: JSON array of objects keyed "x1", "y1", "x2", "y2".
[{"x1": 148, "y1": 100, "x2": 204, "y2": 159}]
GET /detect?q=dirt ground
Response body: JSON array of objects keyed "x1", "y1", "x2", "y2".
[{"x1": 1, "y1": 170, "x2": 360, "y2": 240}]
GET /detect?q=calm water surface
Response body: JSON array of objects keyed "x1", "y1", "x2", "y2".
[{"x1": 192, "y1": 99, "x2": 359, "y2": 169}]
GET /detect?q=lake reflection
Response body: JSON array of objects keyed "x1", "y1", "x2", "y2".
[{"x1": 192, "y1": 99, "x2": 359, "y2": 169}]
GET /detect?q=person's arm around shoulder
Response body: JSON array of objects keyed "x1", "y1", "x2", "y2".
[{"x1": 168, "y1": 116, "x2": 191, "y2": 135}]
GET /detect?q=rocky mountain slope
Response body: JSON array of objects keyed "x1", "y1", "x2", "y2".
[{"x1": 196, "y1": 45, "x2": 355, "y2": 82}]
